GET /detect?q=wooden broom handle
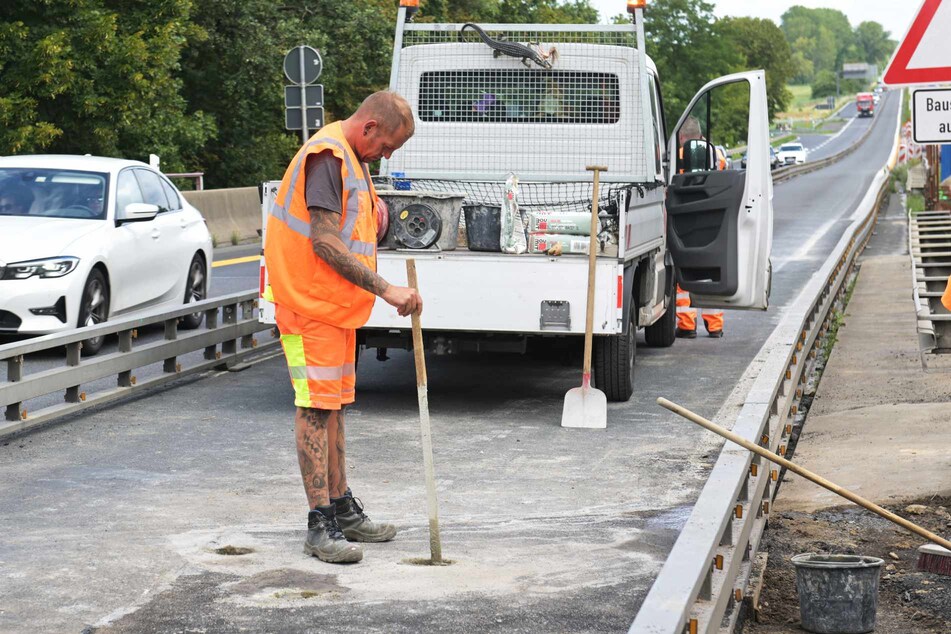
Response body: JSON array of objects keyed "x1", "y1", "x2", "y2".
[{"x1": 657, "y1": 397, "x2": 951, "y2": 551}]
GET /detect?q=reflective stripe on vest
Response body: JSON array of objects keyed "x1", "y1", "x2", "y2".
[{"x1": 270, "y1": 136, "x2": 375, "y2": 256}]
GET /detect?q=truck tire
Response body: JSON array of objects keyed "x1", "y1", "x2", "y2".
[
  {"x1": 644, "y1": 266, "x2": 676, "y2": 348},
  {"x1": 593, "y1": 305, "x2": 635, "y2": 402}
]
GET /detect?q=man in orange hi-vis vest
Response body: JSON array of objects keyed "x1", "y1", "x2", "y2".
[
  {"x1": 676, "y1": 284, "x2": 724, "y2": 338},
  {"x1": 943, "y1": 276, "x2": 951, "y2": 312},
  {"x1": 264, "y1": 91, "x2": 420, "y2": 564}
]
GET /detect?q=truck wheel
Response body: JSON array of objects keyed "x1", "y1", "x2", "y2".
[
  {"x1": 593, "y1": 306, "x2": 635, "y2": 402},
  {"x1": 644, "y1": 266, "x2": 676, "y2": 348}
]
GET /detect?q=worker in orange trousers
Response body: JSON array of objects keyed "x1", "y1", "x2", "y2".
[{"x1": 675, "y1": 284, "x2": 723, "y2": 338}]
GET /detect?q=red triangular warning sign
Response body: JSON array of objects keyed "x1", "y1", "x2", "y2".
[{"x1": 883, "y1": 0, "x2": 951, "y2": 86}]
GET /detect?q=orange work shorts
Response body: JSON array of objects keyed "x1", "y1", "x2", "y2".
[{"x1": 275, "y1": 304, "x2": 356, "y2": 410}]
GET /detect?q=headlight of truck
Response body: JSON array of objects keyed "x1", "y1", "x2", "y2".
[{"x1": 0, "y1": 256, "x2": 80, "y2": 280}]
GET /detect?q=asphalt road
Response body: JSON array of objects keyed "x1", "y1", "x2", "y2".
[
  {"x1": 0, "y1": 91, "x2": 900, "y2": 633},
  {"x1": 786, "y1": 98, "x2": 880, "y2": 164}
]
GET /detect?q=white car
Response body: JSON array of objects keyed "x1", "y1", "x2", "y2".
[
  {"x1": 776, "y1": 142, "x2": 807, "y2": 165},
  {"x1": 0, "y1": 155, "x2": 213, "y2": 355}
]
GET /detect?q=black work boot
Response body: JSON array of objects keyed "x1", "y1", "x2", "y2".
[
  {"x1": 675, "y1": 328, "x2": 697, "y2": 339},
  {"x1": 304, "y1": 506, "x2": 363, "y2": 563},
  {"x1": 332, "y1": 489, "x2": 397, "y2": 543}
]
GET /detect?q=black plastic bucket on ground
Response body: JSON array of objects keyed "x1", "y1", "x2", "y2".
[
  {"x1": 792, "y1": 553, "x2": 884, "y2": 634},
  {"x1": 463, "y1": 205, "x2": 502, "y2": 252}
]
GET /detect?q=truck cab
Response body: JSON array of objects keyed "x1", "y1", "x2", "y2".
[{"x1": 857, "y1": 92, "x2": 875, "y2": 117}]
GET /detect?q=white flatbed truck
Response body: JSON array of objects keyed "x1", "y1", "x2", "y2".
[{"x1": 261, "y1": 2, "x2": 773, "y2": 402}]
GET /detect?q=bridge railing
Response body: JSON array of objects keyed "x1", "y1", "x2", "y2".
[{"x1": 0, "y1": 291, "x2": 277, "y2": 438}]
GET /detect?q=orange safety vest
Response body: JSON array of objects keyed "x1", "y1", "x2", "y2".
[
  {"x1": 942, "y1": 276, "x2": 951, "y2": 312},
  {"x1": 264, "y1": 122, "x2": 379, "y2": 329}
]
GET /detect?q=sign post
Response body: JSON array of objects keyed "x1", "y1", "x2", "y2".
[{"x1": 283, "y1": 45, "x2": 324, "y2": 143}]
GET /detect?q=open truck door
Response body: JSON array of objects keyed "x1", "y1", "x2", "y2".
[{"x1": 665, "y1": 70, "x2": 772, "y2": 310}]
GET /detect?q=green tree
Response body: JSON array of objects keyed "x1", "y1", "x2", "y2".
[
  {"x1": 811, "y1": 69, "x2": 837, "y2": 98},
  {"x1": 718, "y1": 17, "x2": 794, "y2": 121},
  {"x1": 781, "y1": 6, "x2": 854, "y2": 78},
  {"x1": 637, "y1": 0, "x2": 741, "y2": 126},
  {"x1": 498, "y1": 0, "x2": 598, "y2": 24},
  {"x1": 855, "y1": 21, "x2": 893, "y2": 66},
  {"x1": 0, "y1": 0, "x2": 214, "y2": 171}
]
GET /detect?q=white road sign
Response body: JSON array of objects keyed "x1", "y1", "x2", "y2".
[{"x1": 913, "y1": 89, "x2": 951, "y2": 144}]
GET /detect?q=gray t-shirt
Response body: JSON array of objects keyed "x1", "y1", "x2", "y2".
[{"x1": 305, "y1": 150, "x2": 372, "y2": 214}]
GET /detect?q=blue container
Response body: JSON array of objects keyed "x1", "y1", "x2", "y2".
[{"x1": 391, "y1": 171, "x2": 411, "y2": 191}]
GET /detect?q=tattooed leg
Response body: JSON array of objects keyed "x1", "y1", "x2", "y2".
[
  {"x1": 295, "y1": 406, "x2": 331, "y2": 508},
  {"x1": 328, "y1": 407, "x2": 348, "y2": 498}
]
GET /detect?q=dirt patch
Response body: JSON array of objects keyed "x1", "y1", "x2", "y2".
[{"x1": 744, "y1": 496, "x2": 951, "y2": 633}]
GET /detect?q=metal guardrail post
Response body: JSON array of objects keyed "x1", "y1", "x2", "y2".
[{"x1": 5, "y1": 355, "x2": 23, "y2": 422}]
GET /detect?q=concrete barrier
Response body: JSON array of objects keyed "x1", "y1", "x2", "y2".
[{"x1": 182, "y1": 187, "x2": 261, "y2": 245}]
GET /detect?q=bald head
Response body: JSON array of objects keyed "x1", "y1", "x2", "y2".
[
  {"x1": 344, "y1": 90, "x2": 416, "y2": 163},
  {"x1": 355, "y1": 91, "x2": 415, "y2": 137}
]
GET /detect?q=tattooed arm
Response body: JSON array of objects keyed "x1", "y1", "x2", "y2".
[{"x1": 309, "y1": 206, "x2": 422, "y2": 316}]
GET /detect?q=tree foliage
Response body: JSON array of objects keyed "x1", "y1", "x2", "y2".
[
  {"x1": 0, "y1": 0, "x2": 214, "y2": 172},
  {"x1": 638, "y1": 0, "x2": 741, "y2": 128},
  {"x1": 780, "y1": 6, "x2": 895, "y2": 95},
  {"x1": 717, "y1": 17, "x2": 794, "y2": 121},
  {"x1": 0, "y1": 1, "x2": 896, "y2": 187}
]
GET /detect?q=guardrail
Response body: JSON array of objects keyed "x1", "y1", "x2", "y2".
[
  {"x1": 0, "y1": 292, "x2": 278, "y2": 438},
  {"x1": 629, "y1": 91, "x2": 902, "y2": 634},
  {"x1": 908, "y1": 208, "x2": 951, "y2": 353}
]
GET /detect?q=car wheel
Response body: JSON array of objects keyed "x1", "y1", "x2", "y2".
[
  {"x1": 179, "y1": 254, "x2": 207, "y2": 330},
  {"x1": 78, "y1": 268, "x2": 109, "y2": 356}
]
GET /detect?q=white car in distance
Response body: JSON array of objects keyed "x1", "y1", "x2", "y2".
[
  {"x1": 0, "y1": 155, "x2": 213, "y2": 355},
  {"x1": 776, "y1": 142, "x2": 807, "y2": 165}
]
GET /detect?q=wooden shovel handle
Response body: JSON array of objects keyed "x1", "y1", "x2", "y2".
[{"x1": 582, "y1": 166, "x2": 607, "y2": 378}]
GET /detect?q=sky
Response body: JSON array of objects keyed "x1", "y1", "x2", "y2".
[{"x1": 587, "y1": 0, "x2": 918, "y2": 40}]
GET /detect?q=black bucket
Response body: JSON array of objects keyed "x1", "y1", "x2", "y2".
[
  {"x1": 463, "y1": 205, "x2": 502, "y2": 252},
  {"x1": 792, "y1": 553, "x2": 884, "y2": 634}
]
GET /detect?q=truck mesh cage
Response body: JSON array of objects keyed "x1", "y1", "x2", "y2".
[{"x1": 388, "y1": 22, "x2": 653, "y2": 183}]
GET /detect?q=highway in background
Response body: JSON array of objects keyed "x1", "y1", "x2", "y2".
[{"x1": 0, "y1": 92, "x2": 900, "y2": 633}]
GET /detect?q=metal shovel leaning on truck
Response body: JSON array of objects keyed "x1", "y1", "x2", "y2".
[{"x1": 260, "y1": 1, "x2": 774, "y2": 406}]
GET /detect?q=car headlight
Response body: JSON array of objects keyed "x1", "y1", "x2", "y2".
[{"x1": 0, "y1": 256, "x2": 80, "y2": 280}]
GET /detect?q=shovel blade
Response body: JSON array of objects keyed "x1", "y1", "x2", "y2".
[{"x1": 561, "y1": 386, "x2": 607, "y2": 429}]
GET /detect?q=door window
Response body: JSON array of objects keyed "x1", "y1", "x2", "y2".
[
  {"x1": 115, "y1": 169, "x2": 144, "y2": 214},
  {"x1": 647, "y1": 74, "x2": 664, "y2": 176},
  {"x1": 134, "y1": 169, "x2": 171, "y2": 211},
  {"x1": 159, "y1": 177, "x2": 182, "y2": 211},
  {"x1": 675, "y1": 81, "x2": 749, "y2": 174}
]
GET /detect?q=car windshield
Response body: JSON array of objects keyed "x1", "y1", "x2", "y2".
[
  {"x1": 0, "y1": 168, "x2": 108, "y2": 220},
  {"x1": 780, "y1": 144, "x2": 802, "y2": 152}
]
